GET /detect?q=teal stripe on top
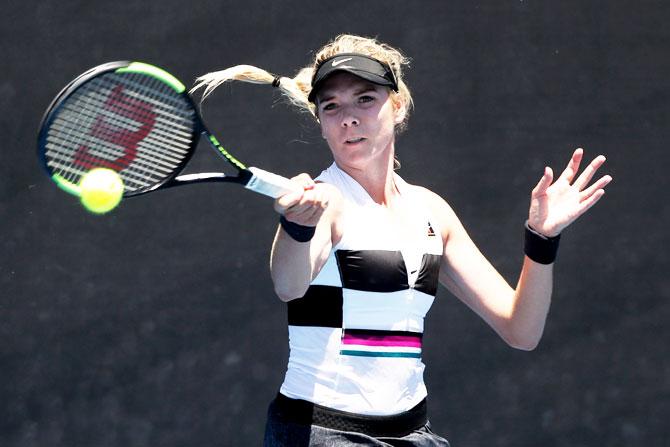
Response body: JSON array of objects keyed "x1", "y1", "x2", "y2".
[{"x1": 340, "y1": 350, "x2": 421, "y2": 359}]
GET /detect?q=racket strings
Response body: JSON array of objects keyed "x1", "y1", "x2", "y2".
[
  {"x1": 55, "y1": 90, "x2": 194, "y2": 142},
  {"x1": 46, "y1": 89, "x2": 179, "y2": 190},
  {"x1": 49, "y1": 102, "x2": 188, "y2": 172},
  {"x1": 86, "y1": 74, "x2": 192, "y2": 187},
  {"x1": 44, "y1": 71, "x2": 197, "y2": 193}
]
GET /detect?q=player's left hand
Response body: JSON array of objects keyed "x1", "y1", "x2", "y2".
[{"x1": 528, "y1": 148, "x2": 613, "y2": 237}]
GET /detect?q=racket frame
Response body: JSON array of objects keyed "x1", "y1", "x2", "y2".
[{"x1": 37, "y1": 61, "x2": 281, "y2": 198}]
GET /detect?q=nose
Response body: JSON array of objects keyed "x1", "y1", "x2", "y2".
[{"x1": 341, "y1": 110, "x2": 359, "y2": 128}]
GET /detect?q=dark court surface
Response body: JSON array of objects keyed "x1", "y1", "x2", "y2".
[{"x1": 1, "y1": 1, "x2": 668, "y2": 446}]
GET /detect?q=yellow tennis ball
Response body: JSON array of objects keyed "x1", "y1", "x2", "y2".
[{"x1": 79, "y1": 168, "x2": 124, "y2": 214}]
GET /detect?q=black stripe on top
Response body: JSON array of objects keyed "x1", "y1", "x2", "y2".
[
  {"x1": 336, "y1": 250, "x2": 408, "y2": 292},
  {"x1": 287, "y1": 285, "x2": 343, "y2": 328},
  {"x1": 336, "y1": 250, "x2": 441, "y2": 296},
  {"x1": 414, "y1": 254, "x2": 441, "y2": 296}
]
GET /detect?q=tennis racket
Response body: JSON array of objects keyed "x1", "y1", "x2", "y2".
[{"x1": 37, "y1": 61, "x2": 298, "y2": 199}]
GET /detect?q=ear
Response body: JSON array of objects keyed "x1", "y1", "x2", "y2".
[{"x1": 390, "y1": 94, "x2": 407, "y2": 125}]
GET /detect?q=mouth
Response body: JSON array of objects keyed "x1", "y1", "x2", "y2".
[{"x1": 344, "y1": 137, "x2": 366, "y2": 145}]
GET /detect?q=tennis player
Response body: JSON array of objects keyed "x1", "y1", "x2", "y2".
[{"x1": 194, "y1": 34, "x2": 612, "y2": 446}]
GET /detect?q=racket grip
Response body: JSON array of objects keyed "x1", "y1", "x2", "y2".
[{"x1": 245, "y1": 167, "x2": 300, "y2": 198}]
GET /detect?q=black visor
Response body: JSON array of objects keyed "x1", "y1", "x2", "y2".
[{"x1": 308, "y1": 53, "x2": 399, "y2": 103}]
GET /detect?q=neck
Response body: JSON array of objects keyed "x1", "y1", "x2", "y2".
[{"x1": 336, "y1": 148, "x2": 399, "y2": 206}]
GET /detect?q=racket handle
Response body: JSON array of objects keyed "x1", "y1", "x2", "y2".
[{"x1": 245, "y1": 167, "x2": 300, "y2": 198}]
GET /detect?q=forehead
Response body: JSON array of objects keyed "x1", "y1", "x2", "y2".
[{"x1": 316, "y1": 72, "x2": 383, "y2": 100}]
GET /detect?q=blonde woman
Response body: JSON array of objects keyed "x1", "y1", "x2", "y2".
[{"x1": 194, "y1": 34, "x2": 612, "y2": 446}]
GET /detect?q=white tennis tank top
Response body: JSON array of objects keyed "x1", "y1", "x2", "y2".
[{"x1": 279, "y1": 163, "x2": 444, "y2": 415}]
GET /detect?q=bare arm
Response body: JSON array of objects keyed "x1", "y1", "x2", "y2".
[
  {"x1": 436, "y1": 211, "x2": 553, "y2": 351},
  {"x1": 269, "y1": 174, "x2": 343, "y2": 301},
  {"x1": 431, "y1": 148, "x2": 612, "y2": 350}
]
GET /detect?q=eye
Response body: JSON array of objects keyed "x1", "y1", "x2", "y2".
[
  {"x1": 321, "y1": 102, "x2": 337, "y2": 112},
  {"x1": 358, "y1": 95, "x2": 374, "y2": 104}
]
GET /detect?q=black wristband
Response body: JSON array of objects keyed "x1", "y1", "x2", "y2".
[
  {"x1": 524, "y1": 221, "x2": 561, "y2": 264},
  {"x1": 279, "y1": 215, "x2": 316, "y2": 242}
]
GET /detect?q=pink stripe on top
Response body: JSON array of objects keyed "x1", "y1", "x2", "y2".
[{"x1": 342, "y1": 334, "x2": 422, "y2": 348}]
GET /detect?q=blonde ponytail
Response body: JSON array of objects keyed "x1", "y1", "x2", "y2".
[{"x1": 190, "y1": 64, "x2": 315, "y2": 114}]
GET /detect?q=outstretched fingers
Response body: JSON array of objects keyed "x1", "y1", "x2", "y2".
[
  {"x1": 557, "y1": 148, "x2": 584, "y2": 184},
  {"x1": 580, "y1": 174, "x2": 613, "y2": 202},
  {"x1": 573, "y1": 154, "x2": 607, "y2": 190},
  {"x1": 577, "y1": 187, "x2": 606, "y2": 216},
  {"x1": 532, "y1": 166, "x2": 554, "y2": 197}
]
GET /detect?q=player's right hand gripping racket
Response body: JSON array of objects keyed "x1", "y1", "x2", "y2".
[{"x1": 38, "y1": 61, "x2": 299, "y2": 199}]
